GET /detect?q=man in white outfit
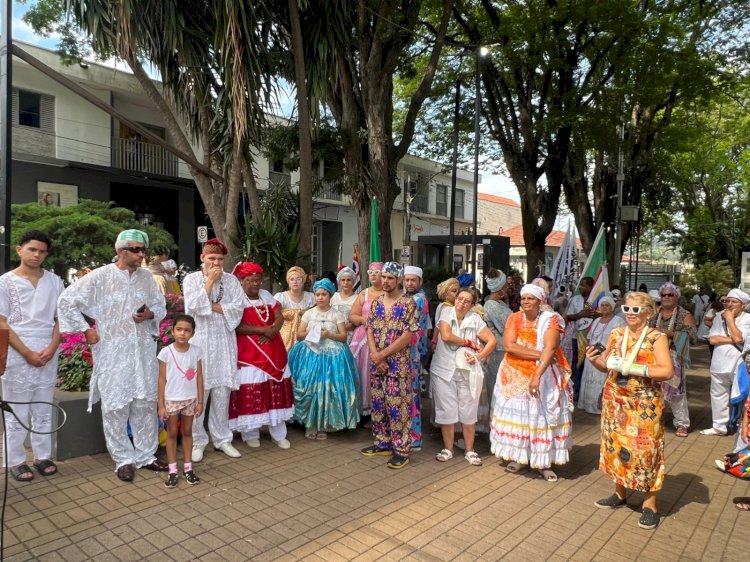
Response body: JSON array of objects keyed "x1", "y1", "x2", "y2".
[
  {"x1": 703, "y1": 288, "x2": 750, "y2": 435},
  {"x1": 58, "y1": 229, "x2": 167, "y2": 481},
  {"x1": 183, "y1": 239, "x2": 249, "y2": 461},
  {"x1": 0, "y1": 231, "x2": 64, "y2": 481}
]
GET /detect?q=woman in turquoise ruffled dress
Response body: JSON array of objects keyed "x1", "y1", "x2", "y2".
[{"x1": 288, "y1": 278, "x2": 360, "y2": 439}]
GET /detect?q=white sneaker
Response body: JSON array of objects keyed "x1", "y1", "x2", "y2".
[
  {"x1": 273, "y1": 438, "x2": 291, "y2": 449},
  {"x1": 699, "y1": 428, "x2": 727, "y2": 436},
  {"x1": 215, "y1": 442, "x2": 241, "y2": 458},
  {"x1": 191, "y1": 445, "x2": 205, "y2": 463},
  {"x1": 714, "y1": 459, "x2": 727, "y2": 472},
  {"x1": 244, "y1": 439, "x2": 261, "y2": 448}
]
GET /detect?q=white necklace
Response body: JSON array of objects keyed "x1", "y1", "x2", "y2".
[
  {"x1": 252, "y1": 298, "x2": 270, "y2": 323},
  {"x1": 656, "y1": 308, "x2": 677, "y2": 333}
]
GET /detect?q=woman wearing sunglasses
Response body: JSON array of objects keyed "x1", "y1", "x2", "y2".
[
  {"x1": 649, "y1": 282, "x2": 696, "y2": 437},
  {"x1": 585, "y1": 291, "x2": 674, "y2": 530}
]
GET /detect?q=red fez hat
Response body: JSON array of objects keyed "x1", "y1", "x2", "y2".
[{"x1": 202, "y1": 238, "x2": 228, "y2": 255}]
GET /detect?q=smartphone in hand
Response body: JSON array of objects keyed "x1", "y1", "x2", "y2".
[
  {"x1": 592, "y1": 342, "x2": 606, "y2": 354},
  {"x1": 136, "y1": 304, "x2": 147, "y2": 313}
]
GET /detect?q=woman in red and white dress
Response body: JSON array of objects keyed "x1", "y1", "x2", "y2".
[{"x1": 229, "y1": 262, "x2": 294, "y2": 449}]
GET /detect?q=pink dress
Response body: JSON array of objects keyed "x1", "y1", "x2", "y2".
[{"x1": 350, "y1": 288, "x2": 375, "y2": 415}]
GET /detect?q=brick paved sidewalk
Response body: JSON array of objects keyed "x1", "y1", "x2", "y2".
[{"x1": 1, "y1": 344, "x2": 748, "y2": 561}]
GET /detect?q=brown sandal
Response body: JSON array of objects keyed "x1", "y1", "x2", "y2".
[{"x1": 675, "y1": 426, "x2": 689, "y2": 438}]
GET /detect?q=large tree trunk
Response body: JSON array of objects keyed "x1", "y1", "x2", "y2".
[{"x1": 288, "y1": 0, "x2": 313, "y2": 271}]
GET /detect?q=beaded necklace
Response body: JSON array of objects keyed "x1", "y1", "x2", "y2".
[
  {"x1": 203, "y1": 273, "x2": 224, "y2": 304},
  {"x1": 251, "y1": 296, "x2": 270, "y2": 323},
  {"x1": 522, "y1": 312, "x2": 539, "y2": 330},
  {"x1": 655, "y1": 307, "x2": 677, "y2": 333}
]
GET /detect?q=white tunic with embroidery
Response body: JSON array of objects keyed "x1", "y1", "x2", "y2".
[
  {"x1": 183, "y1": 271, "x2": 249, "y2": 390},
  {"x1": 57, "y1": 264, "x2": 166, "y2": 412},
  {"x1": 0, "y1": 270, "x2": 64, "y2": 391}
]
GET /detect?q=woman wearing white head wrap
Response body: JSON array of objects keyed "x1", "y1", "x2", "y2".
[
  {"x1": 331, "y1": 267, "x2": 358, "y2": 344},
  {"x1": 483, "y1": 269, "x2": 511, "y2": 402},
  {"x1": 649, "y1": 283, "x2": 696, "y2": 437},
  {"x1": 489, "y1": 282, "x2": 573, "y2": 481},
  {"x1": 578, "y1": 294, "x2": 625, "y2": 414}
]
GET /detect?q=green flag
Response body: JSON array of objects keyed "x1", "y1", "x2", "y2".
[{"x1": 369, "y1": 198, "x2": 381, "y2": 262}]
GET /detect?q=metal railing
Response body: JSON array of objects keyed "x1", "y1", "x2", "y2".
[
  {"x1": 111, "y1": 137, "x2": 178, "y2": 176},
  {"x1": 313, "y1": 176, "x2": 347, "y2": 201},
  {"x1": 269, "y1": 170, "x2": 292, "y2": 189}
]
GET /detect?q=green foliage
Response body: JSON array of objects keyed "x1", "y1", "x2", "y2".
[
  {"x1": 261, "y1": 121, "x2": 345, "y2": 180},
  {"x1": 680, "y1": 260, "x2": 735, "y2": 297},
  {"x1": 242, "y1": 183, "x2": 302, "y2": 287},
  {"x1": 11, "y1": 200, "x2": 177, "y2": 278}
]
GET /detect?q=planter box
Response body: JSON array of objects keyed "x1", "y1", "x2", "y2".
[{"x1": 52, "y1": 389, "x2": 108, "y2": 460}]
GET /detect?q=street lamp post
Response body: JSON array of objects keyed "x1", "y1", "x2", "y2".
[
  {"x1": 447, "y1": 79, "x2": 461, "y2": 272},
  {"x1": 0, "y1": 0, "x2": 13, "y2": 272},
  {"x1": 469, "y1": 47, "x2": 487, "y2": 277}
]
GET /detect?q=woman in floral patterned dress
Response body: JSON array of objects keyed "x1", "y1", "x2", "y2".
[{"x1": 585, "y1": 291, "x2": 674, "y2": 530}]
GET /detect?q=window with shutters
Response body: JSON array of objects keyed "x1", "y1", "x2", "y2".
[
  {"x1": 13, "y1": 89, "x2": 55, "y2": 131},
  {"x1": 455, "y1": 189, "x2": 465, "y2": 219},
  {"x1": 436, "y1": 184, "x2": 447, "y2": 216}
]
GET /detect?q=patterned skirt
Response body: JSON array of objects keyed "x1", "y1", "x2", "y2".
[
  {"x1": 489, "y1": 361, "x2": 573, "y2": 469},
  {"x1": 599, "y1": 376, "x2": 665, "y2": 492},
  {"x1": 289, "y1": 340, "x2": 361, "y2": 431}
]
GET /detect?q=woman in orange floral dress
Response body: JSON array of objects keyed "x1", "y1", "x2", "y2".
[
  {"x1": 489, "y1": 284, "x2": 573, "y2": 482},
  {"x1": 585, "y1": 291, "x2": 674, "y2": 530}
]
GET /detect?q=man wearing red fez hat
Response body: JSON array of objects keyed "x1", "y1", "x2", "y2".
[
  {"x1": 183, "y1": 239, "x2": 250, "y2": 462},
  {"x1": 228, "y1": 262, "x2": 294, "y2": 448}
]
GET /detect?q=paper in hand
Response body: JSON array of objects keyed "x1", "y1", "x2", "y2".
[{"x1": 305, "y1": 323, "x2": 322, "y2": 343}]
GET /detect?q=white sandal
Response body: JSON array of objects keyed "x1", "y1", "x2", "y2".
[
  {"x1": 465, "y1": 451, "x2": 482, "y2": 466},
  {"x1": 436, "y1": 449, "x2": 454, "y2": 462}
]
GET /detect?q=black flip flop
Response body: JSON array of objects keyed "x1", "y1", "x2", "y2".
[
  {"x1": 33, "y1": 459, "x2": 58, "y2": 476},
  {"x1": 10, "y1": 464, "x2": 34, "y2": 482}
]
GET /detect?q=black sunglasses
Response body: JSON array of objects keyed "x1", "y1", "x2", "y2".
[{"x1": 123, "y1": 246, "x2": 146, "y2": 254}]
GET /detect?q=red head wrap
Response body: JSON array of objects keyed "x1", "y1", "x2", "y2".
[
  {"x1": 232, "y1": 261, "x2": 264, "y2": 280},
  {"x1": 202, "y1": 238, "x2": 228, "y2": 255}
]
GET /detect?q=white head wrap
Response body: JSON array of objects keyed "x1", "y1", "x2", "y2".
[
  {"x1": 336, "y1": 267, "x2": 356, "y2": 283},
  {"x1": 403, "y1": 265, "x2": 423, "y2": 278},
  {"x1": 648, "y1": 289, "x2": 661, "y2": 302},
  {"x1": 611, "y1": 289, "x2": 621, "y2": 298},
  {"x1": 599, "y1": 295, "x2": 616, "y2": 309},
  {"x1": 520, "y1": 283, "x2": 545, "y2": 301},
  {"x1": 727, "y1": 288, "x2": 750, "y2": 303},
  {"x1": 486, "y1": 271, "x2": 507, "y2": 293}
]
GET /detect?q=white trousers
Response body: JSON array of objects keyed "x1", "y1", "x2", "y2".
[
  {"x1": 102, "y1": 399, "x2": 158, "y2": 470},
  {"x1": 1, "y1": 381, "x2": 54, "y2": 467},
  {"x1": 709, "y1": 371, "x2": 734, "y2": 432},
  {"x1": 241, "y1": 422, "x2": 287, "y2": 442},
  {"x1": 668, "y1": 392, "x2": 690, "y2": 429},
  {"x1": 193, "y1": 386, "x2": 233, "y2": 448}
]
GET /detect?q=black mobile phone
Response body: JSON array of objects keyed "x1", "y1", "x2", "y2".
[
  {"x1": 136, "y1": 304, "x2": 147, "y2": 313},
  {"x1": 593, "y1": 342, "x2": 606, "y2": 353}
]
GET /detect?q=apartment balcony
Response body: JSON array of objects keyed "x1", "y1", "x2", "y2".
[
  {"x1": 111, "y1": 137, "x2": 178, "y2": 177},
  {"x1": 313, "y1": 176, "x2": 347, "y2": 202}
]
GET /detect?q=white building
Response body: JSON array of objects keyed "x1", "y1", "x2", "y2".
[{"x1": 8, "y1": 41, "x2": 475, "y2": 272}]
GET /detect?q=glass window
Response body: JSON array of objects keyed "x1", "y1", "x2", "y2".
[
  {"x1": 455, "y1": 189, "x2": 465, "y2": 219},
  {"x1": 436, "y1": 185, "x2": 447, "y2": 216},
  {"x1": 18, "y1": 90, "x2": 41, "y2": 128}
]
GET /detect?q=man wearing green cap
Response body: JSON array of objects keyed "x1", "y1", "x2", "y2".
[{"x1": 58, "y1": 229, "x2": 168, "y2": 482}]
